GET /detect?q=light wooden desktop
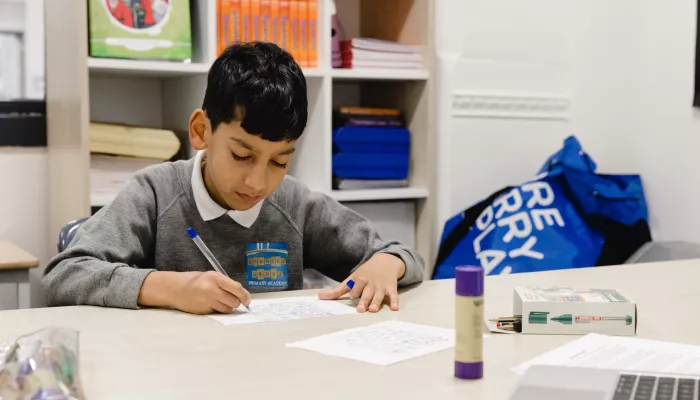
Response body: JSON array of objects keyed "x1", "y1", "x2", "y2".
[
  {"x1": 0, "y1": 241, "x2": 38, "y2": 309},
  {"x1": 0, "y1": 260, "x2": 696, "y2": 399}
]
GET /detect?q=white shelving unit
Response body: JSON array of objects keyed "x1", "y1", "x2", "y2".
[
  {"x1": 330, "y1": 68, "x2": 429, "y2": 81},
  {"x1": 330, "y1": 187, "x2": 429, "y2": 202},
  {"x1": 46, "y1": 0, "x2": 436, "y2": 270}
]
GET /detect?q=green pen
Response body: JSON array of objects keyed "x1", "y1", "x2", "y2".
[{"x1": 551, "y1": 314, "x2": 633, "y2": 325}]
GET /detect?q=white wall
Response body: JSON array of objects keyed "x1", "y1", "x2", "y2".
[
  {"x1": 0, "y1": 148, "x2": 49, "y2": 307},
  {"x1": 435, "y1": 0, "x2": 700, "y2": 243},
  {"x1": 0, "y1": 0, "x2": 47, "y2": 307}
]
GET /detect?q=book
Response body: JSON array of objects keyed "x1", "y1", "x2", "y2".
[
  {"x1": 241, "y1": 0, "x2": 251, "y2": 42},
  {"x1": 251, "y1": 0, "x2": 261, "y2": 41},
  {"x1": 231, "y1": 0, "x2": 242, "y2": 44},
  {"x1": 217, "y1": 0, "x2": 224, "y2": 55},
  {"x1": 261, "y1": 0, "x2": 271, "y2": 42},
  {"x1": 346, "y1": 38, "x2": 421, "y2": 54},
  {"x1": 270, "y1": 0, "x2": 280, "y2": 45},
  {"x1": 88, "y1": 0, "x2": 192, "y2": 60},
  {"x1": 334, "y1": 178, "x2": 409, "y2": 190},
  {"x1": 290, "y1": 0, "x2": 301, "y2": 62},
  {"x1": 221, "y1": 0, "x2": 232, "y2": 50},
  {"x1": 279, "y1": 0, "x2": 290, "y2": 50},
  {"x1": 308, "y1": 0, "x2": 317, "y2": 68},
  {"x1": 343, "y1": 47, "x2": 423, "y2": 62},
  {"x1": 89, "y1": 122, "x2": 181, "y2": 160},
  {"x1": 299, "y1": 0, "x2": 308, "y2": 68},
  {"x1": 336, "y1": 117, "x2": 404, "y2": 128},
  {"x1": 342, "y1": 60, "x2": 423, "y2": 69},
  {"x1": 334, "y1": 107, "x2": 405, "y2": 128},
  {"x1": 338, "y1": 106, "x2": 401, "y2": 117}
]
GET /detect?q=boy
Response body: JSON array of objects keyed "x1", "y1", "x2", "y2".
[{"x1": 43, "y1": 42, "x2": 424, "y2": 315}]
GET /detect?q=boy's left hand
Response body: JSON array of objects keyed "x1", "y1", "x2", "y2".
[{"x1": 318, "y1": 253, "x2": 405, "y2": 313}]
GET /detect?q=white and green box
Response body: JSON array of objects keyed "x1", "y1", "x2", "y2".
[
  {"x1": 514, "y1": 287, "x2": 637, "y2": 336},
  {"x1": 89, "y1": 0, "x2": 193, "y2": 61}
]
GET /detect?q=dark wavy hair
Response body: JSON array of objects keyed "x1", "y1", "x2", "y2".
[{"x1": 202, "y1": 42, "x2": 308, "y2": 141}]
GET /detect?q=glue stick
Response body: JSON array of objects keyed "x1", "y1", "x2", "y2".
[{"x1": 455, "y1": 265, "x2": 484, "y2": 380}]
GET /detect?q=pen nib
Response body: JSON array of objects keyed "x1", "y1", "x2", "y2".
[{"x1": 245, "y1": 305, "x2": 252, "y2": 312}]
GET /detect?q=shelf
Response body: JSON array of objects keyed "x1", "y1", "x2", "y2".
[
  {"x1": 88, "y1": 58, "x2": 326, "y2": 79},
  {"x1": 92, "y1": 187, "x2": 429, "y2": 207},
  {"x1": 0, "y1": 21, "x2": 24, "y2": 34},
  {"x1": 330, "y1": 68, "x2": 429, "y2": 81},
  {"x1": 88, "y1": 58, "x2": 210, "y2": 77},
  {"x1": 301, "y1": 68, "x2": 326, "y2": 78},
  {"x1": 330, "y1": 187, "x2": 429, "y2": 202}
]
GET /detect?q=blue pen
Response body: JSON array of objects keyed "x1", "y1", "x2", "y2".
[{"x1": 187, "y1": 227, "x2": 251, "y2": 312}]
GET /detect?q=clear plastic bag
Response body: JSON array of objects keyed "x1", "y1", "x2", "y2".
[{"x1": 0, "y1": 327, "x2": 83, "y2": 400}]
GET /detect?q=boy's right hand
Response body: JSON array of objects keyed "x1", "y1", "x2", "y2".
[
  {"x1": 174, "y1": 271, "x2": 252, "y2": 315},
  {"x1": 139, "y1": 271, "x2": 251, "y2": 315}
]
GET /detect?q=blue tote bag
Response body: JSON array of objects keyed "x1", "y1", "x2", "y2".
[{"x1": 433, "y1": 136, "x2": 651, "y2": 278}]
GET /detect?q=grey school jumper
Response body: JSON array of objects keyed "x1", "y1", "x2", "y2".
[{"x1": 42, "y1": 157, "x2": 424, "y2": 308}]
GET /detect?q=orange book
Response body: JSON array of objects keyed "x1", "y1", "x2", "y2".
[
  {"x1": 217, "y1": 0, "x2": 224, "y2": 55},
  {"x1": 338, "y1": 107, "x2": 402, "y2": 116},
  {"x1": 241, "y1": 0, "x2": 251, "y2": 43},
  {"x1": 289, "y1": 0, "x2": 300, "y2": 63},
  {"x1": 261, "y1": 0, "x2": 271, "y2": 42},
  {"x1": 270, "y1": 0, "x2": 280, "y2": 45},
  {"x1": 298, "y1": 0, "x2": 308, "y2": 68},
  {"x1": 279, "y1": 0, "x2": 290, "y2": 50},
  {"x1": 251, "y1": 0, "x2": 261, "y2": 41},
  {"x1": 231, "y1": 0, "x2": 242, "y2": 44},
  {"x1": 307, "y1": 0, "x2": 317, "y2": 68},
  {"x1": 222, "y1": 0, "x2": 232, "y2": 51}
]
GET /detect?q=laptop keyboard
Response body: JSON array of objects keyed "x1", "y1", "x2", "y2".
[{"x1": 612, "y1": 375, "x2": 699, "y2": 400}]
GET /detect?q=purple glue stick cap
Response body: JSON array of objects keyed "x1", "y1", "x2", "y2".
[{"x1": 455, "y1": 266, "x2": 484, "y2": 297}]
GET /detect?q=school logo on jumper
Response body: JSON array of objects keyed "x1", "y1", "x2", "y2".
[{"x1": 246, "y1": 243, "x2": 288, "y2": 289}]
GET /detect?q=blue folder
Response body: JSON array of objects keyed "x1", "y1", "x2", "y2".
[
  {"x1": 332, "y1": 153, "x2": 409, "y2": 180},
  {"x1": 333, "y1": 127, "x2": 410, "y2": 154}
]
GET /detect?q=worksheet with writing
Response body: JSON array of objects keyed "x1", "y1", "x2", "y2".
[
  {"x1": 513, "y1": 333, "x2": 700, "y2": 375},
  {"x1": 286, "y1": 320, "x2": 455, "y2": 366},
  {"x1": 209, "y1": 297, "x2": 357, "y2": 325}
]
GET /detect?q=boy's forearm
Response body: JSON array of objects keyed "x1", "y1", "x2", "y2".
[{"x1": 137, "y1": 271, "x2": 185, "y2": 309}]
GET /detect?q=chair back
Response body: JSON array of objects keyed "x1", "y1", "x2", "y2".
[{"x1": 57, "y1": 217, "x2": 89, "y2": 252}]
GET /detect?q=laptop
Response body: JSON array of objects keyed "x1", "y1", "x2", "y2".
[{"x1": 509, "y1": 365, "x2": 699, "y2": 400}]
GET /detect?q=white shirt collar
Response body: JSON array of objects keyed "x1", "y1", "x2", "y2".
[{"x1": 191, "y1": 150, "x2": 263, "y2": 228}]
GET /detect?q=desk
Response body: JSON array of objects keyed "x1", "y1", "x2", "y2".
[
  {"x1": 0, "y1": 260, "x2": 697, "y2": 399},
  {"x1": 0, "y1": 241, "x2": 38, "y2": 309}
]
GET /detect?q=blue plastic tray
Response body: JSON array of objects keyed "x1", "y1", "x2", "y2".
[{"x1": 332, "y1": 152, "x2": 409, "y2": 179}]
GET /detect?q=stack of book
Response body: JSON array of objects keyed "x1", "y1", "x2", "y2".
[
  {"x1": 89, "y1": 122, "x2": 181, "y2": 207},
  {"x1": 217, "y1": 0, "x2": 318, "y2": 68},
  {"x1": 330, "y1": 0, "x2": 344, "y2": 68},
  {"x1": 339, "y1": 38, "x2": 422, "y2": 70},
  {"x1": 332, "y1": 107, "x2": 410, "y2": 191}
]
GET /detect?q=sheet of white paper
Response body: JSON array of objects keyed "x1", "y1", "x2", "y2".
[
  {"x1": 286, "y1": 320, "x2": 455, "y2": 366},
  {"x1": 513, "y1": 333, "x2": 700, "y2": 376},
  {"x1": 209, "y1": 297, "x2": 357, "y2": 325}
]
